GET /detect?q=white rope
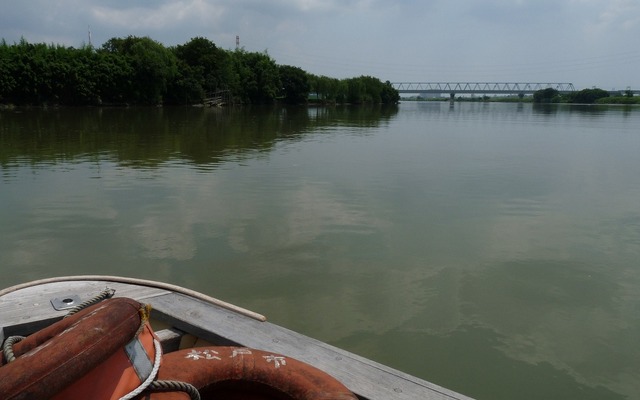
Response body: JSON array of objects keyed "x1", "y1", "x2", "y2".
[
  {"x1": 119, "y1": 338, "x2": 163, "y2": 400},
  {"x1": 0, "y1": 275, "x2": 266, "y2": 321},
  {"x1": 2, "y1": 336, "x2": 25, "y2": 363}
]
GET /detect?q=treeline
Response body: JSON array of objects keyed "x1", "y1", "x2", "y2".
[
  {"x1": 533, "y1": 87, "x2": 640, "y2": 104},
  {"x1": 0, "y1": 36, "x2": 399, "y2": 106}
]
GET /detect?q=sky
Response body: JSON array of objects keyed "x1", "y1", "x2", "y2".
[{"x1": 1, "y1": 0, "x2": 639, "y2": 90}]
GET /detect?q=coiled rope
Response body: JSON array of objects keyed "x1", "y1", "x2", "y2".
[
  {"x1": 143, "y1": 380, "x2": 201, "y2": 400},
  {"x1": 2, "y1": 335, "x2": 25, "y2": 363},
  {"x1": 64, "y1": 287, "x2": 116, "y2": 318}
]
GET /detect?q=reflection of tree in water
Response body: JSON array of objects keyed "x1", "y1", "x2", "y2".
[
  {"x1": 306, "y1": 105, "x2": 399, "y2": 129},
  {"x1": 0, "y1": 105, "x2": 398, "y2": 170}
]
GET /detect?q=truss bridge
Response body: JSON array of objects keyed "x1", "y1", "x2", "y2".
[{"x1": 391, "y1": 82, "x2": 576, "y2": 97}]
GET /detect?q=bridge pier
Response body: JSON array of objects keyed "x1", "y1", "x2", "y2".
[{"x1": 449, "y1": 93, "x2": 455, "y2": 100}]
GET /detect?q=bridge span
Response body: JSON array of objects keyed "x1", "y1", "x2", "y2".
[{"x1": 391, "y1": 82, "x2": 576, "y2": 97}]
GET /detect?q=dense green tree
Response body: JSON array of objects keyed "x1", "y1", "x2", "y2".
[
  {"x1": 9, "y1": 40, "x2": 47, "y2": 104},
  {"x1": 381, "y1": 80, "x2": 400, "y2": 104},
  {"x1": 173, "y1": 37, "x2": 233, "y2": 95},
  {"x1": 230, "y1": 50, "x2": 280, "y2": 104},
  {"x1": 101, "y1": 36, "x2": 177, "y2": 104},
  {"x1": 567, "y1": 88, "x2": 609, "y2": 104},
  {"x1": 93, "y1": 51, "x2": 134, "y2": 104},
  {"x1": 0, "y1": 40, "x2": 18, "y2": 102},
  {"x1": 346, "y1": 77, "x2": 365, "y2": 103},
  {"x1": 0, "y1": 36, "x2": 399, "y2": 106},
  {"x1": 55, "y1": 45, "x2": 102, "y2": 105},
  {"x1": 308, "y1": 74, "x2": 343, "y2": 103},
  {"x1": 278, "y1": 65, "x2": 309, "y2": 104},
  {"x1": 533, "y1": 88, "x2": 560, "y2": 103},
  {"x1": 165, "y1": 62, "x2": 205, "y2": 105},
  {"x1": 341, "y1": 76, "x2": 399, "y2": 104}
]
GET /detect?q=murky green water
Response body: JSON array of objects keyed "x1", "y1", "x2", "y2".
[{"x1": 1, "y1": 103, "x2": 639, "y2": 399}]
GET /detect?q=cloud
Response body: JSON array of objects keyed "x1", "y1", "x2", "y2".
[
  {"x1": 92, "y1": 1, "x2": 226, "y2": 32},
  {"x1": 595, "y1": 0, "x2": 640, "y2": 31},
  {"x1": 1, "y1": 0, "x2": 639, "y2": 88}
]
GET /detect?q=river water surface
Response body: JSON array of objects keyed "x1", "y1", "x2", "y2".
[{"x1": 1, "y1": 102, "x2": 639, "y2": 399}]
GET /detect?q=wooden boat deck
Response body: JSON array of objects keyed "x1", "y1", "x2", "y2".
[{"x1": 0, "y1": 278, "x2": 475, "y2": 400}]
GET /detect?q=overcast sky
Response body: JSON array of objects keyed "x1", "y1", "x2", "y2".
[{"x1": 1, "y1": 0, "x2": 639, "y2": 90}]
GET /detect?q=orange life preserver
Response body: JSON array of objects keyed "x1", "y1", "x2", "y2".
[
  {"x1": 0, "y1": 297, "x2": 159, "y2": 400},
  {"x1": 138, "y1": 346, "x2": 358, "y2": 400}
]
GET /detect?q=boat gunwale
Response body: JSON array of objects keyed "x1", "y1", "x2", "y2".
[
  {"x1": 0, "y1": 275, "x2": 266, "y2": 321},
  {"x1": 0, "y1": 276, "x2": 476, "y2": 400}
]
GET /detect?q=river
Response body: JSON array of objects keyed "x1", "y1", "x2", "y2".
[{"x1": 1, "y1": 102, "x2": 639, "y2": 399}]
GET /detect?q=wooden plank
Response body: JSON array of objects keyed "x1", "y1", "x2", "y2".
[{"x1": 147, "y1": 292, "x2": 475, "y2": 400}]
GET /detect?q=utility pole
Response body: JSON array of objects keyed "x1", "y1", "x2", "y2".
[{"x1": 236, "y1": 35, "x2": 239, "y2": 50}]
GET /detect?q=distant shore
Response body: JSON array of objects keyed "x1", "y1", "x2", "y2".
[{"x1": 400, "y1": 96, "x2": 640, "y2": 105}]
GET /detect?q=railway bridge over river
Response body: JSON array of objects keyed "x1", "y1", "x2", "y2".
[
  {"x1": 391, "y1": 82, "x2": 576, "y2": 98},
  {"x1": 391, "y1": 82, "x2": 640, "y2": 98}
]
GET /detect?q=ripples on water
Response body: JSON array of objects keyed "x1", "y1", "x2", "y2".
[{"x1": 1, "y1": 103, "x2": 639, "y2": 400}]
